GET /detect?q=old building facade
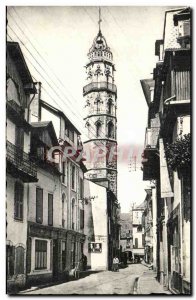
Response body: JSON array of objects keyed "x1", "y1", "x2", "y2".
[
  {"x1": 141, "y1": 7, "x2": 191, "y2": 294},
  {"x1": 6, "y1": 42, "x2": 38, "y2": 291},
  {"x1": 119, "y1": 213, "x2": 132, "y2": 262},
  {"x1": 29, "y1": 98, "x2": 86, "y2": 282},
  {"x1": 131, "y1": 203, "x2": 145, "y2": 261}
]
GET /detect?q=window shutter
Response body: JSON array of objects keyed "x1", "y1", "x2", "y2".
[
  {"x1": 135, "y1": 238, "x2": 138, "y2": 249},
  {"x1": 80, "y1": 209, "x2": 84, "y2": 229},
  {"x1": 36, "y1": 188, "x2": 43, "y2": 224},
  {"x1": 15, "y1": 246, "x2": 24, "y2": 275},
  {"x1": 48, "y1": 193, "x2": 53, "y2": 226},
  {"x1": 14, "y1": 181, "x2": 23, "y2": 220},
  {"x1": 26, "y1": 237, "x2": 32, "y2": 274}
]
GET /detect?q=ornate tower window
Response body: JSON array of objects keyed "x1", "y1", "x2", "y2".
[
  {"x1": 108, "y1": 121, "x2": 114, "y2": 138},
  {"x1": 96, "y1": 121, "x2": 102, "y2": 137},
  {"x1": 108, "y1": 98, "x2": 113, "y2": 115},
  {"x1": 85, "y1": 121, "x2": 91, "y2": 137}
]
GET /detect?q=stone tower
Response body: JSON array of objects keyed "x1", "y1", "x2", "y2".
[{"x1": 83, "y1": 10, "x2": 117, "y2": 197}]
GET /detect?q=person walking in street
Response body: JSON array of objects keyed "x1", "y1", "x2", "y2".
[{"x1": 112, "y1": 256, "x2": 119, "y2": 272}]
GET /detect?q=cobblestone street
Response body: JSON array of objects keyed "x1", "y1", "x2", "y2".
[
  {"x1": 21, "y1": 264, "x2": 172, "y2": 295},
  {"x1": 21, "y1": 264, "x2": 147, "y2": 295}
]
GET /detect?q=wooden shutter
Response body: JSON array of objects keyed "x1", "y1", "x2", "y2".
[
  {"x1": 15, "y1": 126, "x2": 24, "y2": 150},
  {"x1": 26, "y1": 237, "x2": 32, "y2": 274},
  {"x1": 135, "y1": 238, "x2": 138, "y2": 249},
  {"x1": 80, "y1": 209, "x2": 84, "y2": 229},
  {"x1": 36, "y1": 188, "x2": 43, "y2": 224},
  {"x1": 48, "y1": 193, "x2": 53, "y2": 226},
  {"x1": 15, "y1": 246, "x2": 24, "y2": 275},
  {"x1": 14, "y1": 181, "x2": 23, "y2": 220}
]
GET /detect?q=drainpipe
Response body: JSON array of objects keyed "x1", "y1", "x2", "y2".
[{"x1": 27, "y1": 82, "x2": 42, "y2": 123}]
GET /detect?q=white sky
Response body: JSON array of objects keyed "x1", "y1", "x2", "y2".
[{"x1": 7, "y1": 5, "x2": 180, "y2": 212}]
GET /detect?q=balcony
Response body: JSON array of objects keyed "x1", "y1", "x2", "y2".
[
  {"x1": 144, "y1": 127, "x2": 159, "y2": 150},
  {"x1": 6, "y1": 140, "x2": 38, "y2": 182},
  {"x1": 142, "y1": 127, "x2": 160, "y2": 181},
  {"x1": 83, "y1": 82, "x2": 117, "y2": 96},
  {"x1": 7, "y1": 100, "x2": 31, "y2": 131}
]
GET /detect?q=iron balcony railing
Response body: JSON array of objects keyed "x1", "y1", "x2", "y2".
[
  {"x1": 144, "y1": 127, "x2": 160, "y2": 149},
  {"x1": 83, "y1": 82, "x2": 117, "y2": 96},
  {"x1": 6, "y1": 140, "x2": 37, "y2": 179}
]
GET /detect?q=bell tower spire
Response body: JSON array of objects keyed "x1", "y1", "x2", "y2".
[
  {"x1": 98, "y1": 7, "x2": 102, "y2": 32},
  {"x1": 83, "y1": 10, "x2": 117, "y2": 197}
]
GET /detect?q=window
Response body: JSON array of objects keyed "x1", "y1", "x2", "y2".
[
  {"x1": 72, "y1": 199, "x2": 75, "y2": 230},
  {"x1": 80, "y1": 209, "x2": 84, "y2": 230},
  {"x1": 14, "y1": 181, "x2": 24, "y2": 220},
  {"x1": 108, "y1": 121, "x2": 114, "y2": 138},
  {"x1": 80, "y1": 178, "x2": 83, "y2": 200},
  {"x1": 135, "y1": 238, "x2": 138, "y2": 249},
  {"x1": 62, "y1": 241, "x2": 66, "y2": 270},
  {"x1": 48, "y1": 194, "x2": 53, "y2": 226},
  {"x1": 96, "y1": 122, "x2": 102, "y2": 137},
  {"x1": 69, "y1": 129, "x2": 74, "y2": 142},
  {"x1": 108, "y1": 99, "x2": 112, "y2": 114},
  {"x1": 142, "y1": 234, "x2": 145, "y2": 247},
  {"x1": 36, "y1": 188, "x2": 43, "y2": 224},
  {"x1": 71, "y1": 241, "x2": 75, "y2": 268},
  {"x1": 6, "y1": 78, "x2": 20, "y2": 105},
  {"x1": 62, "y1": 194, "x2": 65, "y2": 228},
  {"x1": 15, "y1": 246, "x2": 25, "y2": 274},
  {"x1": 137, "y1": 225, "x2": 142, "y2": 232},
  {"x1": 62, "y1": 161, "x2": 67, "y2": 185},
  {"x1": 96, "y1": 99, "x2": 101, "y2": 113},
  {"x1": 71, "y1": 165, "x2": 76, "y2": 190},
  {"x1": 6, "y1": 244, "x2": 15, "y2": 278},
  {"x1": 35, "y1": 240, "x2": 47, "y2": 270},
  {"x1": 15, "y1": 126, "x2": 24, "y2": 157}
]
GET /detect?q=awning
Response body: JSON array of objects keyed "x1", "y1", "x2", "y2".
[{"x1": 159, "y1": 138, "x2": 174, "y2": 198}]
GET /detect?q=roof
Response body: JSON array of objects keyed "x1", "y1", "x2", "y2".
[
  {"x1": 31, "y1": 121, "x2": 51, "y2": 128},
  {"x1": 173, "y1": 7, "x2": 191, "y2": 25},
  {"x1": 31, "y1": 121, "x2": 58, "y2": 146},
  {"x1": 134, "y1": 200, "x2": 146, "y2": 210},
  {"x1": 7, "y1": 42, "x2": 36, "y2": 94},
  {"x1": 40, "y1": 99, "x2": 81, "y2": 135},
  {"x1": 120, "y1": 213, "x2": 131, "y2": 222},
  {"x1": 162, "y1": 7, "x2": 188, "y2": 51},
  {"x1": 140, "y1": 79, "x2": 155, "y2": 106}
]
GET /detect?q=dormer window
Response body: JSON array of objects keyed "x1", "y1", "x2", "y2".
[{"x1": 176, "y1": 20, "x2": 190, "y2": 48}]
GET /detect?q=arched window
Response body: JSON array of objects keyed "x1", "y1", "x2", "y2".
[
  {"x1": 108, "y1": 99, "x2": 113, "y2": 114},
  {"x1": 86, "y1": 121, "x2": 91, "y2": 137},
  {"x1": 72, "y1": 198, "x2": 75, "y2": 230},
  {"x1": 96, "y1": 99, "x2": 101, "y2": 113},
  {"x1": 96, "y1": 122, "x2": 102, "y2": 137},
  {"x1": 108, "y1": 121, "x2": 114, "y2": 138}
]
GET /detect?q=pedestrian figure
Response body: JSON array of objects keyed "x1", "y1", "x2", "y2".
[
  {"x1": 112, "y1": 256, "x2": 119, "y2": 272},
  {"x1": 81, "y1": 254, "x2": 87, "y2": 271}
]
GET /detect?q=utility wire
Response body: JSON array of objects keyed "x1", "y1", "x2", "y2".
[
  {"x1": 7, "y1": 13, "x2": 116, "y2": 150},
  {"x1": 8, "y1": 8, "x2": 117, "y2": 141},
  {"x1": 9, "y1": 7, "x2": 81, "y2": 106}
]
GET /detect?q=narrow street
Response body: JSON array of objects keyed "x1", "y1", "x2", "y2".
[{"x1": 22, "y1": 264, "x2": 146, "y2": 295}]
